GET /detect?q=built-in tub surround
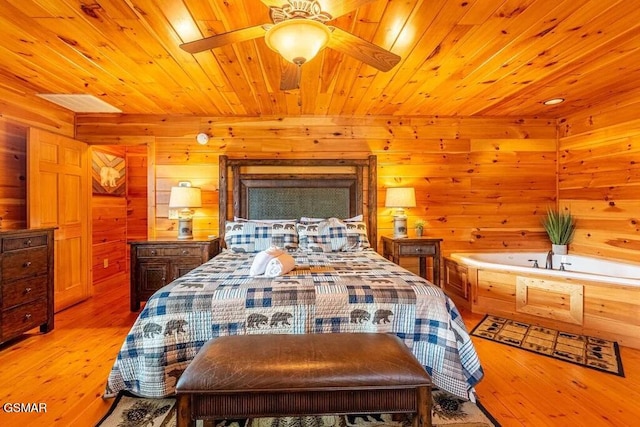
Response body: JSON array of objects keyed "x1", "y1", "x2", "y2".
[{"x1": 444, "y1": 252, "x2": 640, "y2": 349}]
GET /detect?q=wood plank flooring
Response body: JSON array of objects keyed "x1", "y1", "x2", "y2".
[{"x1": 0, "y1": 279, "x2": 638, "y2": 426}]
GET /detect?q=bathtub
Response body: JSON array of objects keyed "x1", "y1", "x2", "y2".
[
  {"x1": 449, "y1": 252, "x2": 640, "y2": 287},
  {"x1": 444, "y1": 252, "x2": 640, "y2": 349}
]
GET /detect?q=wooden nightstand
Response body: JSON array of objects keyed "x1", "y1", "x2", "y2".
[
  {"x1": 381, "y1": 236, "x2": 443, "y2": 286},
  {"x1": 129, "y1": 238, "x2": 220, "y2": 311}
]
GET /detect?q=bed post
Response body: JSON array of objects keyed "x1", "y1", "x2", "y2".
[
  {"x1": 368, "y1": 155, "x2": 377, "y2": 251},
  {"x1": 219, "y1": 155, "x2": 228, "y2": 245}
]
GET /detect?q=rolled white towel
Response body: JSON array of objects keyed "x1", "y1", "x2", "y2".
[
  {"x1": 249, "y1": 246, "x2": 284, "y2": 276},
  {"x1": 264, "y1": 253, "x2": 296, "y2": 278}
]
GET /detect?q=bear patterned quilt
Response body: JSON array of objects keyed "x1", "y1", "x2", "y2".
[{"x1": 105, "y1": 249, "x2": 484, "y2": 400}]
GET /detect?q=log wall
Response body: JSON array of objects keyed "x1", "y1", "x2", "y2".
[
  {"x1": 76, "y1": 115, "x2": 558, "y2": 257},
  {"x1": 558, "y1": 91, "x2": 640, "y2": 262}
]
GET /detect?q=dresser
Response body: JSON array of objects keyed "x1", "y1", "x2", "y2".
[
  {"x1": 381, "y1": 236, "x2": 443, "y2": 287},
  {"x1": 129, "y1": 238, "x2": 220, "y2": 311},
  {"x1": 1, "y1": 228, "x2": 55, "y2": 344}
]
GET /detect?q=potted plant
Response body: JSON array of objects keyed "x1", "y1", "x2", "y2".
[
  {"x1": 414, "y1": 219, "x2": 426, "y2": 237},
  {"x1": 542, "y1": 208, "x2": 575, "y2": 254}
]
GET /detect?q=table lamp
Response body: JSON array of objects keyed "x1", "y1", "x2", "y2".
[
  {"x1": 169, "y1": 182, "x2": 202, "y2": 240},
  {"x1": 385, "y1": 187, "x2": 416, "y2": 238}
]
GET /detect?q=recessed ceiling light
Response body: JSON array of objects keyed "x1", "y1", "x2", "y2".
[
  {"x1": 36, "y1": 94, "x2": 122, "y2": 113},
  {"x1": 543, "y1": 97, "x2": 565, "y2": 106}
]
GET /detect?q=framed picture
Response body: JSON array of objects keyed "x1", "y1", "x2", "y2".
[{"x1": 92, "y1": 150, "x2": 126, "y2": 196}]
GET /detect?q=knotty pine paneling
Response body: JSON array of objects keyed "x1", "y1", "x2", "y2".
[
  {"x1": 77, "y1": 115, "x2": 557, "y2": 256},
  {"x1": 126, "y1": 146, "x2": 148, "y2": 242},
  {"x1": 0, "y1": 87, "x2": 74, "y2": 137},
  {"x1": 0, "y1": 122, "x2": 27, "y2": 229},
  {"x1": 91, "y1": 146, "x2": 127, "y2": 286},
  {"x1": 0, "y1": 98, "x2": 74, "y2": 230},
  {"x1": 559, "y1": 97, "x2": 640, "y2": 262}
]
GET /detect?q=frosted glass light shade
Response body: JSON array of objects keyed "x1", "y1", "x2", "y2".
[{"x1": 264, "y1": 19, "x2": 331, "y2": 64}]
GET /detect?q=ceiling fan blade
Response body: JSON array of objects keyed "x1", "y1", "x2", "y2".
[
  {"x1": 260, "y1": 0, "x2": 376, "y2": 19},
  {"x1": 180, "y1": 25, "x2": 267, "y2": 54},
  {"x1": 327, "y1": 26, "x2": 401, "y2": 72},
  {"x1": 280, "y1": 61, "x2": 301, "y2": 90}
]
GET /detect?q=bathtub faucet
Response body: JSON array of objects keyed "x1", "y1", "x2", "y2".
[{"x1": 545, "y1": 250, "x2": 553, "y2": 269}]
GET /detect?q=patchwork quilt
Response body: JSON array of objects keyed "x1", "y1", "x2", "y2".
[{"x1": 105, "y1": 250, "x2": 484, "y2": 400}]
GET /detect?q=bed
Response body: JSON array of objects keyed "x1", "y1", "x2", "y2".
[{"x1": 105, "y1": 156, "x2": 484, "y2": 401}]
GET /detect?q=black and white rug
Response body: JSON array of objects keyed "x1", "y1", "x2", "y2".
[{"x1": 97, "y1": 389, "x2": 499, "y2": 427}]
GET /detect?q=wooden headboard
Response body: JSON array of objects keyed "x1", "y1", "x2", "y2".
[{"x1": 219, "y1": 156, "x2": 378, "y2": 250}]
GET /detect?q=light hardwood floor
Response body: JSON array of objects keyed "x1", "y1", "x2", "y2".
[{"x1": 0, "y1": 279, "x2": 638, "y2": 426}]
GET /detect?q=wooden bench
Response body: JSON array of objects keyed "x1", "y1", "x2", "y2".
[{"x1": 175, "y1": 333, "x2": 432, "y2": 427}]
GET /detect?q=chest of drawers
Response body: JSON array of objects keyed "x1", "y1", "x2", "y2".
[{"x1": 0, "y1": 228, "x2": 55, "y2": 344}]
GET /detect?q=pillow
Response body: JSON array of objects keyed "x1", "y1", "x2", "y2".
[
  {"x1": 234, "y1": 216, "x2": 296, "y2": 223},
  {"x1": 297, "y1": 218, "x2": 370, "y2": 252},
  {"x1": 224, "y1": 220, "x2": 298, "y2": 252},
  {"x1": 299, "y1": 214, "x2": 363, "y2": 223}
]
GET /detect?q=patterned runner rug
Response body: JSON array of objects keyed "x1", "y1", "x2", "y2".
[
  {"x1": 471, "y1": 315, "x2": 624, "y2": 376},
  {"x1": 96, "y1": 389, "x2": 500, "y2": 427}
]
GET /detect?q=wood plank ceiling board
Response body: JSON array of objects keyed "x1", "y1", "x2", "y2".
[
  {"x1": 461, "y1": 0, "x2": 637, "y2": 116},
  {"x1": 0, "y1": 0, "x2": 638, "y2": 118},
  {"x1": 358, "y1": 0, "x2": 474, "y2": 116}
]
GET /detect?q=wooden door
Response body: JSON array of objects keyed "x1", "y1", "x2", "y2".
[{"x1": 27, "y1": 128, "x2": 90, "y2": 312}]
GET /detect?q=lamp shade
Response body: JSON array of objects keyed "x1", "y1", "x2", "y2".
[
  {"x1": 264, "y1": 19, "x2": 331, "y2": 65},
  {"x1": 169, "y1": 186, "x2": 202, "y2": 209},
  {"x1": 385, "y1": 187, "x2": 416, "y2": 208}
]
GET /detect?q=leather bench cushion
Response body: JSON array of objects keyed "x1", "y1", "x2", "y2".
[{"x1": 176, "y1": 333, "x2": 431, "y2": 393}]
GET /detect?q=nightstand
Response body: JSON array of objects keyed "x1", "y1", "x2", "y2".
[
  {"x1": 129, "y1": 237, "x2": 220, "y2": 311},
  {"x1": 381, "y1": 236, "x2": 443, "y2": 286}
]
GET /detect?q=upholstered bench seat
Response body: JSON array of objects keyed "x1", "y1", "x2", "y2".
[{"x1": 175, "y1": 333, "x2": 432, "y2": 427}]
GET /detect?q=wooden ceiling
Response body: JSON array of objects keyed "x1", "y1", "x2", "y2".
[{"x1": 1, "y1": 0, "x2": 639, "y2": 119}]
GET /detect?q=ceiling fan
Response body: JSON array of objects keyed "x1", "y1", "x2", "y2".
[{"x1": 180, "y1": 0, "x2": 401, "y2": 90}]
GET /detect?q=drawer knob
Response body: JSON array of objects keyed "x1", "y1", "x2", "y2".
[
  {"x1": 151, "y1": 250, "x2": 157, "y2": 255},
  {"x1": 25, "y1": 239, "x2": 32, "y2": 246},
  {"x1": 182, "y1": 250, "x2": 187, "y2": 255},
  {"x1": 416, "y1": 248, "x2": 422, "y2": 252},
  {"x1": 24, "y1": 313, "x2": 32, "y2": 321},
  {"x1": 23, "y1": 261, "x2": 32, "y2": 268},
  {"x1": 24, "y1": 287, "x2": 32, "y2": 294}
]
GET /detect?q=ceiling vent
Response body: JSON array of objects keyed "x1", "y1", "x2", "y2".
[{"x1": 36, "y1": 94, "x2": 122, "y2": 113}]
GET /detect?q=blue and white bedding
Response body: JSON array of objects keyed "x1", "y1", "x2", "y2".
[{"x1": 105, "y1": 249, "x2": 484, "y2": 400}]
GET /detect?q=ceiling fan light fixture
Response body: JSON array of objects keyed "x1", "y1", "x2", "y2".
[{"x1": 264, "y1": 19, "x2": 331, "y2": 65}]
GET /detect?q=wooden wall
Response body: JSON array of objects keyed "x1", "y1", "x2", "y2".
[
  {"x1": 0, "y1": 121, "x2": 27, "y2": 230},
  {"x1": 559, "y1": 91, "x2": 640, "y2": 262},
  {"x1": 0, "y1": 90, "x2": 74, "y2": 230},
  {"x1": 91, "y1": 146, "x2": 128, "y2": 286},
  {"x1": 76, "y1": 115, "x2": 558, "y2": 258},
  {"x1": 91, "y1": 145, "x2": 148, "y2": 287}
]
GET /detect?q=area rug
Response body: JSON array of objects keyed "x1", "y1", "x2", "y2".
[
  {"x1": 471, "y1": 315, "x2": 624, "y2": 376},
  {"x1": 96, "y1": 389, "x2": 500, "y2": 427}
]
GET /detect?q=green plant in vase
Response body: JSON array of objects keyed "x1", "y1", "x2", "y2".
[
  {"x1": 542, "y1": 208, "x2": 575, "y2": 254},
  {"x1": 414, "y1": 219, "x2": 426, "y2": 237}
]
